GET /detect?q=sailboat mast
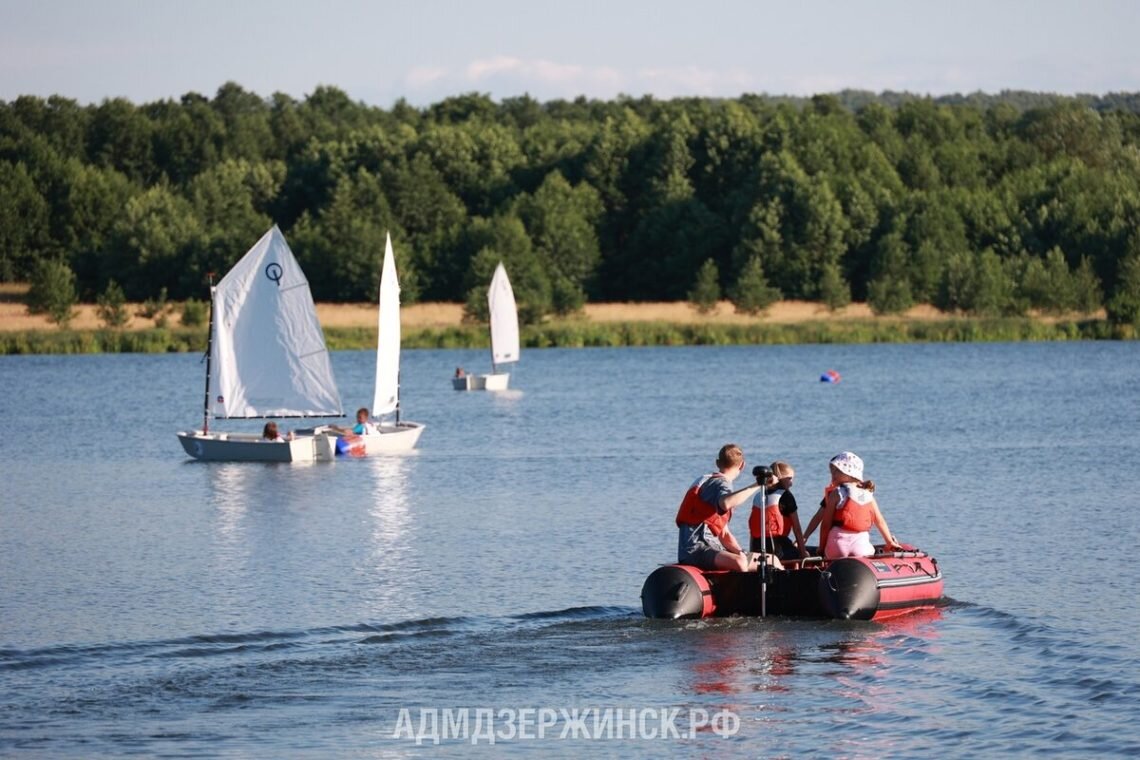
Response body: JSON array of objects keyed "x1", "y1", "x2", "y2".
[
  {"x1": 200, "y1": 279, "x2": 216, "y2": 434},
  {"x1": 489, "y1": 318, "x2": 497, "y2": 375}
]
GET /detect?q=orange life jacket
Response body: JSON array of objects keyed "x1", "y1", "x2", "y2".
[
  {"x1": 833, "y1": 484, "x2": 874, "y2": 532},
  {"x1": 675, "y1": 473, "x2": 731, "y2": 538},
  {"x1": 749, "y1": 488, "x2": 789, "y2": 539}
]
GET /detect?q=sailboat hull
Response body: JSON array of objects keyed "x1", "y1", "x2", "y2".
[
  {"x1": 451, "y1": 373, "x2": 509, "y2": 391},
  {"x1": 452, "y1": 375, "x2": 483, "y2": 391},
  {"x1": 481, "y1": 373, "x2": 510, "y2": 391},
  {"x1": 176, "y1": 431, "x2": 336, "y2": 462},
  {"x1": 359, "y1": 422, "x2": 426, "y2": 453}
]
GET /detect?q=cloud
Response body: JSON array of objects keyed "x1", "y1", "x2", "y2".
[
  {"x1": 405, "y1": 66, "x2": 448, "y2": 88},
  {"x1": 400, "y1": 55, "x2": 761, "y2": 102},
  {"x1": 634, "y1": 65, "x2": 755, "y2": 98},
  {"x1": 463, "y1": 56, "x2": 622, "y2": 94}
]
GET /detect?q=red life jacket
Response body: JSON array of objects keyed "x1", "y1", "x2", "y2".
[
  {"x1": 748, "y1": 488, "x2": 788, "y2": 539},
  {"x1": 675, "y1": 473, "x2": 731, "y2": 538},
  {"x1": 834, "y1": 484, "x2": 874, "y2": 532}
]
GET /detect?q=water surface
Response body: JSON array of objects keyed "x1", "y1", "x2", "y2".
[{"x1": 2, "y1": 342, "x2": 1138, "y2": 756}]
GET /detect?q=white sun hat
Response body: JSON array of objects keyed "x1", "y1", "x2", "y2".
[{"x1": 830, "y1": 451, "x2": 864, "y2": 480}]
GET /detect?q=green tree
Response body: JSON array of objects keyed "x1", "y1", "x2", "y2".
[
  {"x1": 150, "y1": 95, "x2": 224, "y2": 183},
  {"x1": 26, "y1": 258, "x2": 78, "y2": 327},
  {"x1": 515, "y1": 170, "x2": 603, "y2": 314},
  {"x1": 1071, "y1": 256, "x2": 1103, "y2": 314},
  {"x1": 1019, "y1": 247, "x2": 1076, "y2": 314},
  {"x1": 818, "y1": 262, "x2": 851, "y2": 311},
  {"x1": 105, "y1": 185, "x2": 203, "y2": 299},
  {"x1": 384, "y1": 153, "x2": 469, "y2": 300},
  {"x1": 211, "y1": 81, "x2": 274, "y2": 161},
  {"x1": 748, "y1": 151, "x2": 849, "y2": 300},
  {"x1": 95, "y1": 279, "x2": 129, "y2": 328},
  {"x1": 291, "y1": 169, "x2": 399, "y2": 302},
  {"x1": 866, "y1": 231, "x2": 915, "y2": 315},
  {"x1": 87, "y1": 97, "x2": 156, "y2": 183},
  {"x1": 186, "y1": 158, "x2": 281, "y2": 291},
  {"x1": 1106, "y1": 255, "x2": 1140, "y2": 327},
  {"x1": 0, "y1": 161, "x2": 50, "y2": 281},
  {"x1": 938, "y1": 248, "x2": 1016, "y2": 316},
  {"x1": 462, "y1": 214, "x2": 551, "y2": 324},
  {"x1": 62, "y1": 162, "x2": 138, "y2": 294},
  {"x1": 729, "y1": 256, "x2": 780, "y2": 315},
  {"x1": 688, "y1": 259, "x2": 721, "y2": 314},
  {"x1": 180, "y1": 299, "x2": 207, "y2": 327}
]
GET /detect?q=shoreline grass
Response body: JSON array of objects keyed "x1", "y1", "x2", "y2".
[{"x1": 0, "y1": 317, "x2": 1128, "y2": 355}]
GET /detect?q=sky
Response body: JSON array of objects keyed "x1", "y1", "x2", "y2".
[{"x1": 2, "y1": 0, "x2": 1138, "y2": 108}]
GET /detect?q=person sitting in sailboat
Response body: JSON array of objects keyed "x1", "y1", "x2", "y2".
[
  {"x1": 331, "y1": 407, "x2": 378, "y2": 437},
  {"x1": 676, "y1": 444, "x2": 782, "y2": 572},
  {"x1": 262, "y1": 421, "x2": 293, "y2": 442}
]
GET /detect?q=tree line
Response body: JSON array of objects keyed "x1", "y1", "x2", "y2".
[{"x1": 3, "y1": 84, "x2": 1140, "y2": 327}]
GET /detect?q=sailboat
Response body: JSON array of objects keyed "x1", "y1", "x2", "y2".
[
  {"x1": 453, "y1": 262, "x2": 519, "y2": 391},
  {"x1": 176, "y1": 226, "x2": 344, "y2": 462},
  {"x1": 333, "y1": 232, "x2": 424, "y2": 453}
]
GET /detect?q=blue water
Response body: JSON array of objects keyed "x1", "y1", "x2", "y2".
[{"x1": 2, "y1": 342, "x2": 1139, "y2": 756}]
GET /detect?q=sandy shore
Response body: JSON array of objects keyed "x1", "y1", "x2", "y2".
[
  {"x1": 1, "y1": 284, "x2": 1092, "y2": 331},
  {"x1": 0, "y1": 297, "x2": 947, "y2": 332}
]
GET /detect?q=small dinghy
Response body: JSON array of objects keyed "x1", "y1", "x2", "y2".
[
  {"x1": 641, "y1": 545, "x2": 943, "y2": 621},
  {"x1": 453, "y1": 262, "x2": 519, "y2": 391}
]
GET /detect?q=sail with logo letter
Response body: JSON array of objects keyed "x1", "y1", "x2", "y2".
[{"x1": 177, "y1": 226, "x2": 344, "y2": 462}]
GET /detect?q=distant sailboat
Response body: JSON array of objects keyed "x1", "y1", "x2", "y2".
[
  {"x1": 176, "y1": 226, "x2": 343, "y2": 462},
  {"x1": 453, "y1": 262, "x2": 519, "y2": 391},
  {"x1": 337, "y1": 232, "x2": 425, "y2": 452}
]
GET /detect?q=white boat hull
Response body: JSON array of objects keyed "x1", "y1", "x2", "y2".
[
  {"x1": 452, "y1": 373, "x2": 509, "y2": 391},
  {"x1": 359, "y1": 422, "x2": 425, "y2": 453},
  {"x1": 296, "y1": 422, "x2": 425, "y2": 455},
  {"x1": 481, "y1": 372, "x2": 510, "y2": 391},
  {"x1": 176, "y1": 431, "x2": 337, "y2": 462}
]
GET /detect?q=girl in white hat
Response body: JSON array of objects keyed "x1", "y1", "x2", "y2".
[{"x1": 818, "y1": 452, "x2": 902, "y2": 559}]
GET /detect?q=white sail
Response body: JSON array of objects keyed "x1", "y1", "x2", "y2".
[
  {"x1": 372, "y1": 233, "x2": 401, "y2": 416},
  {"x1": 207, "y1": 226, "x2": 342, "y2": 419},
  {"x1": 487, "y1": 262, "x2": 519, "y2": 366}
]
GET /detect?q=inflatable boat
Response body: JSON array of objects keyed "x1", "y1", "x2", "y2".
[{"x1": 641, "y1": 545, "x2": 944, "y2": 621}]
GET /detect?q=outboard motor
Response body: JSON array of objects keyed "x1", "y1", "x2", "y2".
[
  {"x1": 641, "y1": 565, "x2": 714, "y2": 619},
  {"x1": 818, "y1": 558, "x2": 880, "y2": 620}
]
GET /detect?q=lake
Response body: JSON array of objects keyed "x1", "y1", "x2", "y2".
[{"x1": 2, "y1": 341, "x2": 1139, "y2": 756}]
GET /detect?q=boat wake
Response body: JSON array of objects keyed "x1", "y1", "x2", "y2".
[{"x1": 0, "y1": 607, "x2": 637, "y2": 675}]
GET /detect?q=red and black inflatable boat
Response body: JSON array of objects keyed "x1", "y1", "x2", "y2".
[{"x1": 641, "y1": 545, "x2": 944, "y2": 621}]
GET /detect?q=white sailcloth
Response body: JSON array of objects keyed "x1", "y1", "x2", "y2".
[
  {"x1": 208, "y1": 226, "x2": 342, "y2": 419},
  {"x1": 372, "y1": 233, "x2": 401, "y2": 416},
  {"x1": 488, "y1": 262, "x2": 519, "y2": 366}
]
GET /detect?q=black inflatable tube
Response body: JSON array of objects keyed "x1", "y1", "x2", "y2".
[{"x1": 817, "y1": 558, "x2": 881, "y2": 620}]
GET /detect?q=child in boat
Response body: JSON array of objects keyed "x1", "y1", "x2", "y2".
[
  {"x1": 817, "y1": 451, "x2": 902, "y2": 558},
  {"x1": 749, "y1": 460, "x2": 808, "y2": 559},
  {"x1": 261, "y1": 421, "x2": 293, "y2": 441},
  {"x1": 330, "y1": 408, "x2": 378, "y2": 436},
  {"x1": 676, "y1": 444, "x2": 783, "y2": 572}
]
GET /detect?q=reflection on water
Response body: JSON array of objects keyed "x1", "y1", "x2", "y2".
[
  {"x1": 208, "y1": 462, "x2": 260, "y2": 576},
  {"x1": 680, "y1": 609, "x2": 946, "y2": 726},
  {"x1": 363, "y1": 455, "x2": 414, "y2": 618}
]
